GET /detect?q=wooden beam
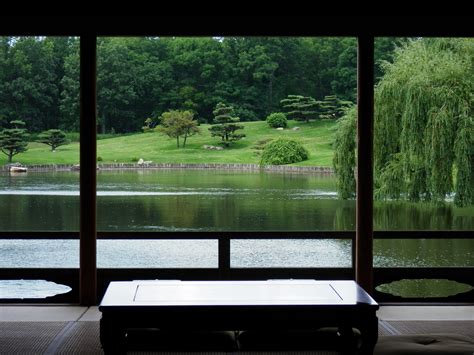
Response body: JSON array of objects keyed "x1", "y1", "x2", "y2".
[
  {"x1": 79, "y1": 35, "x2": 97, "y2": 306},
  {"x1": 356, "y1": 36, "x2": 374, "y2": 294}
]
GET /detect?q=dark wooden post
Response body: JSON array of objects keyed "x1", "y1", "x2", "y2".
[
  {"x1": 80, "y1": 35, "x2": 97, "y2": 305},
  {"x1": 356, "y1": 36, "x2": 374, "y2": 294},
  {"x1": 218, "y1": 236, "x2": 231, "y2": 280}
]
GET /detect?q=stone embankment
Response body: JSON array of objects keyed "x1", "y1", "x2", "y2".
[{"x1": 2, "y1": 163, "x2": 334, "y2": 174}]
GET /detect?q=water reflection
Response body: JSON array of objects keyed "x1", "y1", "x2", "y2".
[
  {"x1": 232, "y1": 239, "x2": 352, "y2": 268},
  {"x1": 0, "y1": 170, "x2": 472, "y2": 231},
  {"x1": 1, "y1": 239, "x2": 472, "y2": 268},
  {"x1": 376, "y1": 279, "x2": 474, "y2": 298},
  {"x1": 0, "y1": 170, "x2": 472, "y2": 270}
]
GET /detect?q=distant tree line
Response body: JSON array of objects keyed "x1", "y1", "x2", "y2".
[{"x1": 0, "y1": 36, "x2": 405, "y2": 134}]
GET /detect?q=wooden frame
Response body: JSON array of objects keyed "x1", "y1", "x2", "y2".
[{"x1": 0, "y1": 17, "x2": 472, "y2": 305}]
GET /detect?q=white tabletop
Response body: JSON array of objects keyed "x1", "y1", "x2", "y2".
[{"x1": 100, "y1": 280, "x2": 376, "y2": 307}]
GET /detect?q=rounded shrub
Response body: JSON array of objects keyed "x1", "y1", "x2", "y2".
[
  {"x1": 266, "y1": 112, "x2": 288, "y2": 128},
  {"x1": 260, "y1": 138, "x2": 309, "y2": 165}
]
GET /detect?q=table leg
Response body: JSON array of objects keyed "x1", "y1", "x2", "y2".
[
  {"x1": 100, "y1": 316, "x2": 127, "y2": 355},
  {"x1": 338, "y1": 325, "x2": 358, "y2": 354},
  {"x1": 356, "y1": 316, "x2": 378, "y2": 355}
]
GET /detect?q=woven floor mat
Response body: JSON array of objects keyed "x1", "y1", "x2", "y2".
[
  {"x1": 128, "y1": 352, "x2": 340, "y2": 355},
  {"x1": 386, "y1": 320, "x2": 474, "y2": 339},
  {"x1": 1, "y1": 321, "x2": 472, "y2": 354},
  {"x1": 54, "y1": 321, "x2": 103, "y2": 355},
  {"x1": 0, "y1": 321, "x2": 67, "y2": 354}
]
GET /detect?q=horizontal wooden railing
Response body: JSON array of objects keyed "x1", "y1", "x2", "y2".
[{"x1": 0, "y1": 231, "x2": 472, "y2": 303}]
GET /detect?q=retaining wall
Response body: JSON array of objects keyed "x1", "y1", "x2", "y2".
[{"x1": 2, "y1": 162, "x2": 334, "y2": 174}]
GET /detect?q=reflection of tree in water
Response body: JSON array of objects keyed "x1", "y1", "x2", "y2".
[
  {"x1": 333, "y1": 203, "x2": 356, "y2": 231},
  {"x1": 373, "y1": 201, "x2": 472, "y2": 230},
  {"x1": 376, "y1": 279, "x2": 473, "y2": 298},
  {"x1": 374, "y1": 239, "x2": 474, "y2": 267},
  {"x1": 0, "y1": 194, "x2": 79, "y2": 230},
  {"x1": 453, "y1": 212, "x2": 474, "y2": 230}
]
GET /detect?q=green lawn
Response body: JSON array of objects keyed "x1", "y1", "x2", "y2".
[{"x1": 2, "y1": 120, "x2": 337, "y2": 167}]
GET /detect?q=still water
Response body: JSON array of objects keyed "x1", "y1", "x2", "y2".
[{"x1": 1, "y1": 170, "x2": 473, "y2": 297}]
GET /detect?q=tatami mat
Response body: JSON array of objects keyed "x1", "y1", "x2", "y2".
[
  {"x1": 128, "y1": 353, "x2": 340, "y2": 355},
  {"x1": 54, "y1": 321, "x2": 103, "y2": 355},
  {"x1": 0, "y1": 320, "x2": 472, "y2": 354},
  {"x1": 385, "y1": 320, "x2": 474, "y2": 339},
  {"x1": 0, "y1": 322, "x2": 67, "y2": 354}
]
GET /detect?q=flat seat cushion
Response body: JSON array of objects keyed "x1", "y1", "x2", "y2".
[
  {"x1": 237, "y1": 327, "x2": 361, "y2": 351},
  {"x1": 125, "y1": 329, "x2": 238, "y2": 351},
  {"x1": 375, "y1": 334, "x2": 474, "y2": 354}
]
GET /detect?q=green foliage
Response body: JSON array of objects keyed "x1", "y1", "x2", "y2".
[
  {"x1": 37, "y1": 129, "x2": 69, "y2": 151},
  {"x1": 319, "y1": 95, "x2": 353, "y2": 120},
  {"x1": 266, "y1": 112, "x2": 288, "y2": 128},
  {"x1": 280, "y1": 95, "x2": 320, "y2": 123},
  {"x1": 208, "y1": 102, "x2": 245, "y2": 146},
  {"x1": 252, "y1": 138, "x2": 274, "y2": 153},
  {"x1": 332, "y1": 108, "x2": 356, "y2": 199},
  {"x1": 142, "y1": 117, "x2": 158, "y2": 133},
  {"x1": 1, "y1": 36, "x2": 364, "y2": 134},
  {"x1": 0, "y1": 120, "x2": 29, "y2": 163},
  {"x1": 334, "y1": 38, "x2": 474, "y2": 207},
  {"x1": 0, "y1": 120, "x2": 337, "y2": 166},
  {"x1": 59, "y1": 38, "x2": 80, "y2": 131},
  {"x1": 376, "y1": 38, "x2": 473, "y2": 207},
  {"x1": 234, "y1": 105, "x2": 259, "y2": 122},
  {"x1": 157, "y1": 110, "x2": 200, "y2": 148},
  {"x1": 0, "y1": 37, "x2": 65, "y2": 132},
  {"x1": 374, "y1": 153, "x2": 405, "y2": 200},
  {"x1": 260, "y1": 138, "x2": 309, "y2": 165},
  {"x1": 453, "y1": 115, "x2": 473, "y2": 206},
  {"x1": 64, "y1": 132, "x2": 80, "y2": 142},
  {"x1": 374, "y1": 37, "x2": 411, "y2": 81}
]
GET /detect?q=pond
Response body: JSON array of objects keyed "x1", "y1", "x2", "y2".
[{"x1": 0, "y1": 169, "x2": 473, "y2": 297}]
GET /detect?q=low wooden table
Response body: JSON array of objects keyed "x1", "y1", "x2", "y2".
[{"x1": 99, "y1": 279, "x2": 379, "y2": 354}]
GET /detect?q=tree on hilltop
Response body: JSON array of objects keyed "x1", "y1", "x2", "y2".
[
  {"x1": 0, "y1": 120, "x2": 29, "y2": 163},
  {"x1": 208, "y1": 102, "x2": 245, "y2": 147}
]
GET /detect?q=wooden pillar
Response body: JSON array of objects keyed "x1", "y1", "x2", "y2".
[
  {"x1": 218, "y1": 236, "x2": 231, "y2": 280},
  {"x1": 356, "y1": 36, "x2": 374, "y2": 294},
  {"x1": 80, "y1": 35, "x2": 97, "y2": 305}
]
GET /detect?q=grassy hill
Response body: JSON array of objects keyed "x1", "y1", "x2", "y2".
[{"x1": 2, "y1": 120, "x2": 337, "y2": 167}]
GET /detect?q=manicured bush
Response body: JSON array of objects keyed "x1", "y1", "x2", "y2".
[
  {"x1": 266, "y1": 112, "x2": 288, "y2": 128},
  {"x1": 260, "y1": 138, "x2": 309, "y2": 165}
]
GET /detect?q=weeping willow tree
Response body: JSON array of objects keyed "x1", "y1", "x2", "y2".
[
  {"x1": 333, "y1": 38, "x2": 473, "y2": 207},
  {"x1": 333, "y1": 107, "x2": 356, "y2": 199}
]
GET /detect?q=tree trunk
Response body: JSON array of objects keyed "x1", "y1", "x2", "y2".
[{"x1": 176, "y1": 136, "x2": 180, "y2": 148}]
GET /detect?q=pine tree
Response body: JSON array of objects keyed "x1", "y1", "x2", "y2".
[
  {"x1": 0, "y1": 120, "x2": 29, "y2": 163},
  {"x1": 280, "y1": 95, "x2": 320, "y2": 122},
  {"x1": 319, "y1": 95, "x2": 353, "y2": 119},
  {"x1": 208, "y1": 103, "x2": 245, "y2": 147},
  {"x1": 37, "y1": 129, "x2": 70, "y2": 151}
]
